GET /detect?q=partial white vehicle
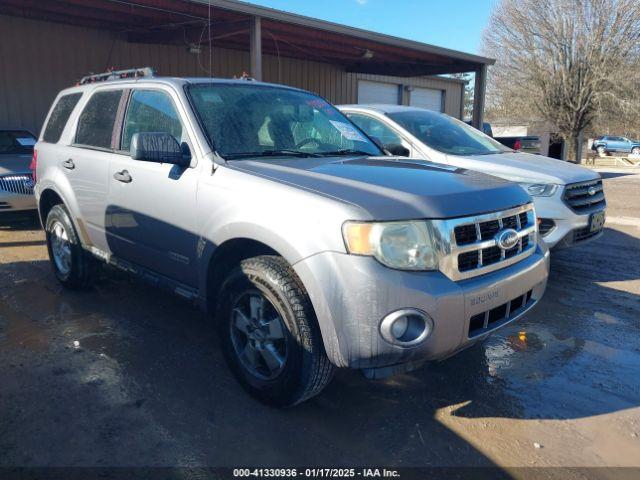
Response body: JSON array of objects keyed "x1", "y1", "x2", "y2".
[
  {"x1": 339, "y1": 105, "x2": 606, "y2": 248},
  {"x1": 0, "y1": 129, "x2": 38, "y2": 215}
]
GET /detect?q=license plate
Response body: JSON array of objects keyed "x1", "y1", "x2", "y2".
[{"x1": 589, "y1": 211, "x2": 605, "y2": 232}]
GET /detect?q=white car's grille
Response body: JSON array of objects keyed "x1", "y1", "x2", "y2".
[
  {"x1": 563, "y1": 179, "x2": 605, "y2": 214},
  {"x1": 436, "y1": 204, "x2": 537, "y2": 281},
  {"x1": 0, "y1": 173, "x2": 34, "y2": 196}
]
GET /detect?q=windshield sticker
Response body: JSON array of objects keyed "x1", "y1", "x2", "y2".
[
  {"x1": 330, "y1": 121, "x2": 366, "y2": 142},
  {"x1": 16, "y1": 137, "x2": 36, "y2": 146},
  {"x1": 306, "y1": 98, "x2": 337, "y2": 117},
  {"x1": 306, "y1": 98, "x2": 330, "y2": 109}
]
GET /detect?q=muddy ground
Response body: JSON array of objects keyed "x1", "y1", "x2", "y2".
[{"x1": 0, "y1": 168, "x2": 639, "y2": 476}]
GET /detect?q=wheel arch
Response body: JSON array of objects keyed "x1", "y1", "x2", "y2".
[
  {"x1": 204, "y1": 238, "x2": 281, "y2": 314},
  {"x1": 38, "y1": 188, "x2": 65, "y2": 225}
]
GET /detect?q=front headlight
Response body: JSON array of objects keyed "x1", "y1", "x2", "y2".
[
  {"x1": 521, "y1": 183, "x2": 558, "y2": 197},
  {"x1": 342, "y1": 221, "x2": 438, "y2": 270}
]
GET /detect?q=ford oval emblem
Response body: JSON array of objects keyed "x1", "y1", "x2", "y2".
[
  {"x1": 496, "y1": 229, "x2": 519, "y2": 250},
  {"x1": 587, "y1": 186, "x2": 597, "y2": 196}
]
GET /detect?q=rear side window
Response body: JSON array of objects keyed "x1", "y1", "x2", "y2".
[
  {"x1": 43, "y1": 93, "x2": 82, "y2": 143},
  {"x1": 75, "y1": 90, "x2": 123, "y2": 149}
]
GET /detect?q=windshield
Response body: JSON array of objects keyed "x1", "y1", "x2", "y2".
[
  {"x1": 388, "y1": 110, "x2": 511, "y2": 156},
  {"x1": 0, "y1": 130, "x2": 36, "y2": 155},
  {"x1": 187, "y1": 83, "x2": 382, "y2": 159}
]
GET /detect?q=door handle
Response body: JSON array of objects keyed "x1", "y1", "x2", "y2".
[
  {"x1": 62, "y1": 159, "x2": 75, "y2": 170},
  {"x1": 113, "y1": 170, "x2": 132, "y2": 183}
]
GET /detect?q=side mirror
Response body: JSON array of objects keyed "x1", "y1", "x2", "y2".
[
  {"x1": 130, "y1": 132, "x2": 190, "y2": 167},
  {"x1": 385, "y1": 143, "x2": 411, "y2": 157}
]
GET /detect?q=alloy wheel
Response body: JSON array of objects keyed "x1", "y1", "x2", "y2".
[
  {"x1": 50, "y1": 221, "x2": 72, "y2": 276},
  {"x1": 229, "y1": 291, "x2": 288, "y2": 380}
]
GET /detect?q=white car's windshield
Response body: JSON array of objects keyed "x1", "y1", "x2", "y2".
[
  {"x1": 387, "y1": 110, "x2": 511, "y2": 156},
  {"x1": 188, "y1": 84, "x2": 382, "y2": 159}
]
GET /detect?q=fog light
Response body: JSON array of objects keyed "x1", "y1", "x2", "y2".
[
  {"x1": 391, "y1": 316, "x2": 409, "y2": 339},
  {"x1": 538, "y1": 218, "x2": 556, "y2": 237},
  {"x1": 380, "y1": 309, "x2": 433, "y2": 347}
]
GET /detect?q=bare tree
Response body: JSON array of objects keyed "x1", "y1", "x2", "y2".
[{"x1": 483, "y1": 0, "x2": 640, "y2": 162}]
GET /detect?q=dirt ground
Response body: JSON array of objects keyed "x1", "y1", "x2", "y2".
[{"x1": 1, "y1": 168, "x2": 639, "y2": 476}]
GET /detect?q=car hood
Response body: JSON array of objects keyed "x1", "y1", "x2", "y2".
[
  {"x1": 229, "y1": 156, "x2": 531, "y2": 220},
  {"x1": 0, "y1": 154, "x2": 32, "y2": 176},
  {"x1": 445, "y1": 151, "x2": 599, "y2": 185}
]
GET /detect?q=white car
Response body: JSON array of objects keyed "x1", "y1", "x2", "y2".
[
  {"x1": 0, "y1": 129, "x2": 37, "y2": 215},
  {"x1": 338, "y1": 105, "x2": 606, "y2": 249}
]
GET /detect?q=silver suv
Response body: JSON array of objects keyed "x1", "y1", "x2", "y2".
[{"x1": 34, "y1": 72, "x2": 549, "y2": 406}]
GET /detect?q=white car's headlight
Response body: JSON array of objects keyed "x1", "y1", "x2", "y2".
[
  {"x1": 342, "y1": 221, "x2": 438, "y2": 270},
  {"x1": 521, "y1": 183, "x2": 558, "y2": 197}
]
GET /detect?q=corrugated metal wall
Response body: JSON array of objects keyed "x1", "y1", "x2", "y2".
[{"x1": 0, "y1": 14, "x2": 462, "y2": 134}]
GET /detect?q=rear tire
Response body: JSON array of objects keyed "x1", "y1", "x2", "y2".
[
  {"x1": 45, "y1": 204, "x2": 96, "y2": 289},
  {"x1": 217, "y1": 255, "x2": 334, "y2": 407},
  {"x1": 596, "y1": 146, "x2": 607, "y2": 157},
  {"x1": 631, "y1": 147, "x2": 640, "y2": 155}
]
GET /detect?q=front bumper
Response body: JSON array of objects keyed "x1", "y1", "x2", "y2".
[
  {"x1": 294, "y1": 244, "x2": 549, "y2": 369},
  {"x1": 0, "y1": 190, "x2": 37, "y2": 213},
  {"x1": 532, "y1": 193, "x2": 605, "y2": 249}
]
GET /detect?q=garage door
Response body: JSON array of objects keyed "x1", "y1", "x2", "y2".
[
  {"x1": 357, "y1": 80, "x2": 400, "y2": 105},
  {"x1": 409, "y1": 87, "x2": 443, "y2": 112}
]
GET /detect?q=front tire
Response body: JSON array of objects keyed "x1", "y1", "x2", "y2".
[
  {"x1": 217, "y1": 255, "x2": 334, "y2": 407},
  {"x1": 45, "y1": 204, "x2": 96, "y2": 289}
]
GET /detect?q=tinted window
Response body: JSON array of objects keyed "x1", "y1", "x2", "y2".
[
  {"x1": 187, "y1": 84, "x2": 381, "y2": 158},
  {"x1": 387, "y1": 110, "x2": 511, "y2": 156},
  {"x1": 122, "y1": 90, "x2": 184, "y2": 151},
  {"x1": 43, "y1": 93, "x2": 82, "y2": 143},
  {"x1": 76, "y1": 90, "x2": 123, "y2": 149},
  {"x1": 0, "y1": 130, "x2": 36, "y2": 154},
  {"x1": 347, "y1": 113, "x2": 403, "y2": 146}
]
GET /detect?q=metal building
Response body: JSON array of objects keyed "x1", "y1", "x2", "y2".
[{"x1": 0, "y1": 0, "x2": 494, "y2": 135}]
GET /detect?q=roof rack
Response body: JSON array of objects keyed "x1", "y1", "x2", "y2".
[{"x1": 78, "y1": 67, "x2": 156, "y2": 85}]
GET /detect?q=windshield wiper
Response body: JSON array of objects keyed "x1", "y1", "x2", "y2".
[
  {"x1": 225, "y1": 149, "x2": 321, "y2": 159},
  {"x1": 317, "y1": 149, "x2": 373, "y2": 157}
]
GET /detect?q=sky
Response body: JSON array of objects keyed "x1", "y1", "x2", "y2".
[{"x1": 242, "y1": 0, "x2": 497, "y2": 55}]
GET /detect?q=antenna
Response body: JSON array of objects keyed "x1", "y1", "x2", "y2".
[{"x1": 208, "y1": 0, "x2": 213, "y2": 79}]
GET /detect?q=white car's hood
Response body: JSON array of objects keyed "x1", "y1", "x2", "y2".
[{"x1": 445, "y1": 151, "x2": 599, "y2": 185}]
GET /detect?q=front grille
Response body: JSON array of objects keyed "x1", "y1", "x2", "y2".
[
  {"x1": 479, "y1": 220, "x2": 501, "y2": 240},
  {"x1": 458, "y1": 251, "x2": 479, "y2": 271},
  {"x1": 451, "y1": 204, "x2": 537, "y2": 279},
  {"x1": 563, "y1": 179, "x2": 606, "y2": 213},
  {"x1": 0, "y1": 173, "x2": 34, "y2": 196},
  {"x1": 454, "y1": 224, "x2": 477, "y2": 246},
  {"x1": 574, "y1": 225, "x2": 603, "y2": 242},
  {"x1": 482, "y1": 245, "x2": 502, "y2": 265},
  {"x1": 519, "y1": 212, "x2": 528, "y2": 227},
  {"x1": 468, "y1": 289, "x2": 534, "y2": 337}
]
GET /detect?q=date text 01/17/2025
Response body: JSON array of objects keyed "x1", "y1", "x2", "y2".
[{"x1": 232, "y1": 468, "x2": 400, "y2": 478}]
